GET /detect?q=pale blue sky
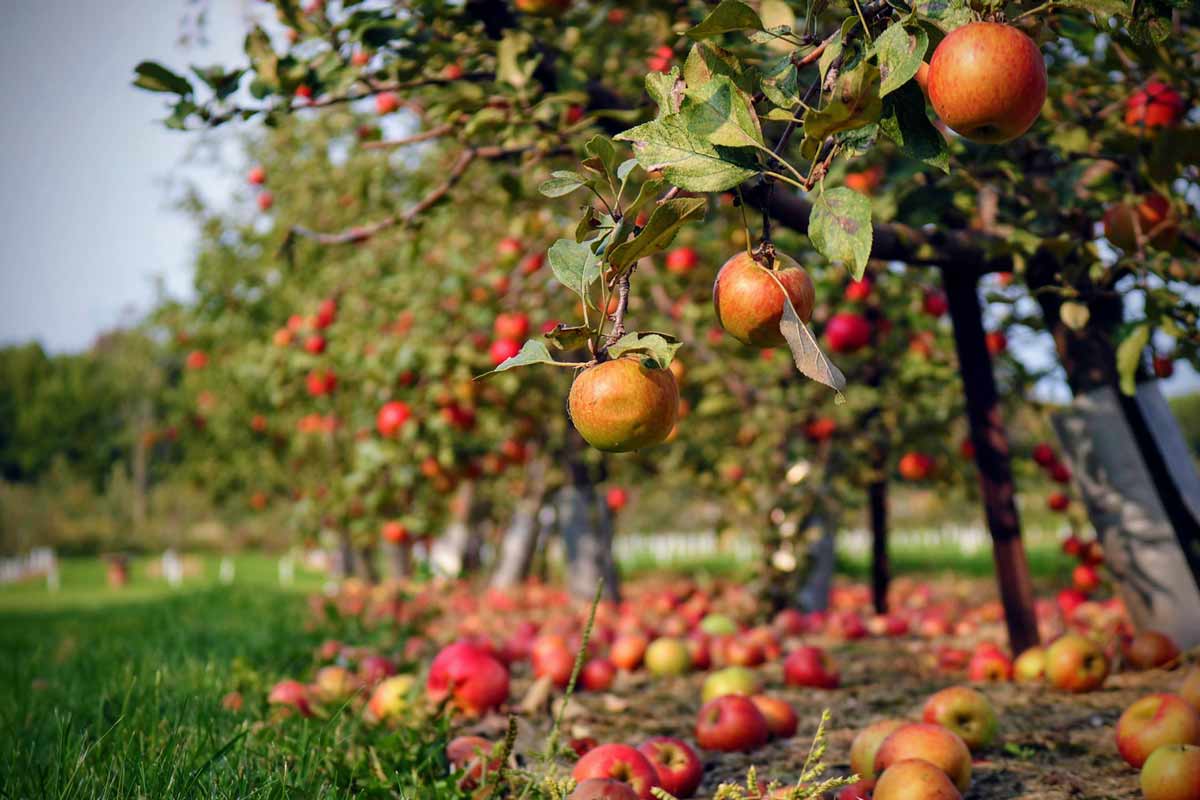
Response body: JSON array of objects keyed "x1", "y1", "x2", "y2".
[{"x1": 0, "y1": 2, "x2": 1194, "y2": 397}]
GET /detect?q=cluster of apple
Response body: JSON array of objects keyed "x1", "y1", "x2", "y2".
[
  {"x1": 247, "y1": 163, "x2": 273, "y2": 212},
  {"x1": 1031, "y1": 441, "x2": 1077, "y2": 516}
]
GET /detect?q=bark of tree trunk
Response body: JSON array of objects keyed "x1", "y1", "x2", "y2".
[
  {"x1": 869, "y1": 479, "x2": 890, "y2": 615},
  {"x1": 438, "y1": 480, "x2": 483, "y2": 577},
  {"x1": 561, "y1": 432, "x2": 620, "y2": 602},
  {"x1": 798, "y1": 510, "x2": 837, "y2": 612},
  {"x1": 357, "y1": 546, "x2": 379, "y2": 584},
  {"x1": 942, "y1": 266, "x2": 1040, "y2": 655},
  {"x1": 491, "y1": 457, "x2": 549, "y2": 589},
  {"x1": 385, "y1": 542, "x2": 411, "y2": 580},
  {"x1": 333, "y1": 530, "x2": 355, "y2": 580},
  {"x1": 131, "y1": 396, "x2": 151, "y2": 532}
]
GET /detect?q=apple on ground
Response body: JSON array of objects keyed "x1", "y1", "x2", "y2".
[
  {"x1": 701, "y1": 666, "x2": 760, "y2": 702},
  {"x1": 426, "y1": 641, "x2": 510, "y2": 716},
  {"x1": 967, "y1": 649, "x2": 1013, "y2": 682},
  {"x1": 571, "y1": 744, "x2": 661, "y2": 800},
  {"x1": 366, "y1": 675, "x2": 415, "y2": 721},
  {"x1": 569, "y1": 778, "x2": 641, "y2": 800},
  {"x1": 446, "y1": 735, "x2": 501, "y2": 789},
  {"x1": 836, "y1": 779, "x2": 877, "y2": 800},
  {"x1": 1044, "y1": 633, "x2": 1109, "y2": 693},
  {"x1": 873, "y1": 759, "x2": 963, "y2": 800},
  {"x1": 922, "y1": 686, "x2": 998, "y2": 751},
  {"x1": 1013, "y1": 647, "x2": 1046, "y2": 683},
  {"x1": 313, "y1": 665, "x2": 356, "y2": 702},
  {"x1": 637, "y1": 737, "x2": 703, "y2": 798},
  {"x1": 850, "y1": 719, "x2": 906, "y2": 781},
  {"x1": 1115, "y1": 693, "x2": 1200, "y2": 768},
  {"x1": 610, "y1": 633, "x2": 649, "y2": 671},
  {"x1": 1125, "y1": 631, "x2": 1181, "y2": 670},
  {"x1": 1181, "y1": 668, "x2": 1200, "y2": 713},
  {"x1": 581, "y1": 658, "x2": 617, "y2": 692},
  {"x1": 784, "y1": 646, "x2": 840, "y2": 689},
  {"x1": 750, "y1": 695, "x2": 798, "y2": 739},
  {"x1": 1140, "y1": 744, "x2": 1200, "y2": 800},
  {"x1": 695, "y1": 694, "x2": 770, "y2": 752},
  {"x1": 644, "y1": 637, "x2": 692, "y2": 676},
  {"x1": 268, "y1": 679, "x2": 314, "y2": 717},
  {"x1": 874, "y1": 723, "x2": 972, "y2": 792}
]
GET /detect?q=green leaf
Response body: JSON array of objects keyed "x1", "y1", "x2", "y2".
[
  {"x1": 585, "y1": 136, "x2": 619, "y2": 176},
  {"x1": 616, "y1": 113, "x2": 759, "y2": 193},
  {"x1": 1056, "y1": 0, "x2": 1129, "y2": 16},
  {"x1": 478, "y1": 340, "x2": 559, "y2": 377},
  {"x1": 539, "y1": 171, "x2": 590, "y2": 198},
  {"x1": 759, "y1": 53, "x2": 801, "y2": 109},
  {"x1": 190, "y1": 65, "x2": 245, "y2": 100},
  {"x1": 775, "y1": 282, "x2": 847, "y2": 402},
  {"x1": 684, "y1": 42, "x2": 749, "y2": 93},
  {"x1": 1116, "y1": 324, "x2": 1149, "y2": 396},
  {"x1": 809, "y1": 187, "x2": 873, "y2": 279},
  {"x1": 686, "y1": 0, "x2": 764, "y2": 40},
  {"x1": 133, "y1": 61, "x2": 193, "y2": 95},
  {"x1": 497, "y1": 31, "x2": 535, "y2": 89},
  {"x1": 547, "y1": 239, "x2": 601, "y2": 301},
  {"x1": 878, "y1": 81, "x2": 950, "y2": 172},
  {"x1": 607, "y1": 332, "x2": 682, "y2": 368},
  {"x1": 910, "y1": 0, "x2": 975, "y2": 31},
  {"x1": 244, "y1": 26, "x2": 279, "y2": 87},
  {"x1": 543, "y1": 324, "x2": 592, "y2": 351},
  {"x1": 874, "y1": 23, "x2": 928, "y2": 97},
  {"x1": 645, "y1": 68, "x2": 682, "y2": 118},
  {"x1": 803, "y1": 62, "x2": 882, "y2": 142},
  {"x1": 626, "y1": 178, "x2": 667, "y2": 218},
  {"x1": 608, "y1": 197, "x2": 708, "y2": 270},
  {"x1": 683, "y1": 75, "x2": 764, "y2": 149}
]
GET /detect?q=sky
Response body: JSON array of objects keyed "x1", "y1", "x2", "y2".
[{"x1": 0, "y1": 1, "x2": 1195, "y2": 396}]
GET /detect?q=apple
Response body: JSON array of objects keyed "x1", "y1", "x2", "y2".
[
  {"x1": 572, "y1": 744, "x2": 660, "y2": 800},
  {"x1": 695, "y1": 694, "x2": 770, "y2": 752},
  {"x1": 532, "y1": 638, "x2": 575, "y2": 688},
  {"x1": 784, "y1": 646, "x2": 840, "y2": 689},
  {"x1": 489, "y1": 338, "x2": 522, "y2": 366},
  {"x1": 375, "y1": 92, "x2": 400, "y2": 114},
  {"x1": 873, "y1": 759, "x2": 963, "y2": 800},
  {"x1": 699, "y1": 614, "x2": 737, "y2": 636},
  {"x1": 701, "y1": 666, "x2": 760, "y2": 702},
  {"x1": 185, "y1": 350, "x2": 208, "y2": 370},
  {"x1": 898, "y1": 452, "x2": 935, "y2": 481},
  {"x1": 1103, "y1": 193, "x2": 1178, "y2": 252},
  {"x1": 494, "y1": 312, "x2": 530, "y2": 340},
  {"x1": 568, "y1": 358, "x2": 678, "y2": 452},
  {"x1": 922, "y1": 687, "x2": 998, "y2": 751},
  {"x1": 610, "y1": 633, "x2": 649, "y2": 671},
  {"x1": 1154, "y1": 356, "x2": 1175, "y2": 379},
  {"x1": 825, "y1": 313, "x2": 872, "y2": 353},
  {"x1": 606, "y1": 487, "x2": 629, "y2": 512},
  {"x1": 1123, "y1": 633, "x2": 1180, "y2": 671},
  {"x1": 985, "y1": 330, "x2": 1007, "y2": 355},
  {"x1": 966, "y1": 649, "x2": 1012, "y2": 682},
  {"x1": 446, "y1": 735, "x2": 501, "y2": 788},
  {"x1": 851, "y1": 719, "x2": 906, "y2": 781},
  {"x1": 927, "y1": 22, "x2": 1046, "y2": 143},
  {"x1": 247, "y1": 165, "x2": 266, "y2": 185},
  {"x1": 712, "y1": 251, "x2": 815, "y2": 347},
  {"x1": 359, "y1": 654, "x2": 395, "y2": 685},
  {"x1": 1072, "y1": 564, "x2": 1101, "y2": 594},
  {"x1": 1140, "y1": 744, "x2": 1200, "y2": 800},
  {"x1": 1125, "y1": 81, "x2": 1186, "y2": 129},
  {"x1": 836, "y1": 779, "x2": 877, "y2": 800},
  {"x1": 257, "y1": 191, "x2": 274, "y2": 211},
  {"x1": 805, "y1": 417, "x2": 837, "y2": 442},
  {"x1": 1047, "y1": 492, "x2": 1070, "y2": 512},
  {"x1": 645, "y1": 637, "x2": 692, "y2": 676},
  {"x1": 426, "y1": 641, "x2": 510, "y2": 716},
  {"x1": 1116, "y1": 693, "x2": 1200, "y2": 768},
  {"x1": 1013, "y1": 646, "x2": 1046, "y2": 683},
  {"x1": 874, "y1": 723, "x2": 972, "y2": 792},
  {"x1": 922, "y1": 290, "x2": 949, "y2": 317},
  {"x1": 844, "y1": 165, "x2": 884, "y2": 196},
  {"x1": 581, "y1": 659, "x2": 616, "y2": 692},
  {"x1": 723, "y1": 637, "x2": 766, "y2": 667},
  {"x1": 314, "y1": 298, "x2": 336, "y2": 328},
  {"x1": 637, "y1": 737, "x2": 703, "y2": 798},
  {"x1": 366, "y1": 674, "x2": 415, "y2": 721},
  {"x1": 1049, "y1": 462, "x2": 1072, "y2": 483},
  {"x1": 1044, "y1": 633, "x2": 1109, "y2": 693},
  {"x1": 665, "y1": 247, "x2": 699, "y2": 275},
  {"x1": 751, "y1": 695, "x2": 798, "y2": 739},
  {"x1": 845, "y1": 277, "x2": 873, "y2": 302},
  {"x1": 1032, "y1": 443, "x2": 1057, "y2": 467},
  {"x1": 312, "y1": 665, "x2": 355, "y2": 702},
  {"x1": 515, "y1": 0, "x2": 571, "y2": 15},
  {"x1": 376, "y1": 401, "x2": 411, "y2": 437},
  {"x1": 569, "y1": 779, "x2": 640, "y2": 800}
]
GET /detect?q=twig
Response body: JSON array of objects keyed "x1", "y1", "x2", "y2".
[
  {"x1": 602, "y1": 271, "x2": 632, "y2": 351},
  {"x1": 361, "y1": 123, "x2": 455, "y2": 151}
]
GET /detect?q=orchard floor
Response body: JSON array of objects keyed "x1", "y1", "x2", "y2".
[{"x1": 0, "y1": 557, "x2": 1180, "y2": 799}]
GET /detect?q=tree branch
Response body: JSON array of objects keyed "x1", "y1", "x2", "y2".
[{"x1": 361, "y1": 123, "x2": 455, "y2": 151}]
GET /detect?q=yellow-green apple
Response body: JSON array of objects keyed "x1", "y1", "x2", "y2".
[
  {"x1": 699, "y1": 613, "x2": 738, "y2": 636},
  {"x1": 927, "y1": 22, "x2": 1046, "y2": 143},
  {"x1": 1044, "y1": 633, "x2": 1109, "y2": 692},
  {"x1": 874, "y1": 759, "x2": 963, "y2": 800},
  {"x1": 712, "y1": 251, "x2": 815, "y2": 347},
  {"x1": 1140, "y1": 744, "x2": 1200, "y2": 800},
  {"x1": 1116, "y1": 694, "x2": 1200, "y2": 768},
  {"x1": 572, "y1": 744, "x2": 660, "y2": 800},
  {"x1": 874, "y1": 723, "x2": 972, "y2": 792},
  {"x1": 695, "y1": 694, "x2": 770, "y2": 752},
  {"x1": 568, "y1": 358, "x2": 678, "y2": 452},
  {"x1": 750, "y1": 695, "x2": 798, "y2": 739},
  {"x1": 426, "y1": 641, "x2": 509, "y2": 716},
  {"x1": 313, "y1": 665, "x2": 356, "y2": 702},
  {"x1": 784, "y1": 646, "x2": 840, "y2": 689},
  {"x1": 1013, "y1": 647, "x2": 1046, "y2": 683},
  {"x1": 850, "y1": 719, "x2": 906, "y2": 781},
  {"x1": 701, "y1": 666, "x2": 760, "y2": 702},
  {"x1": 637, "y1": 737, "x2": 703, "y2": 798},
  {"x1": 581, "y1": 658, "x2": 616, "y2": 692},
  {"x1": 645, "y1": 637, "x2": 692, "y2": 676},
  {"x1": 922, "y1": 687, "x2": 998, "y2": 751},
  {"x1": 367, "y1": 675, "x2": 415, "y2": 721},
  {"x1": 1125, "y1": 631, "x2": 1182, "y2": 670},
  {"x1": 1181, "y1": 668, "x2": 1200, "y2": 713}
]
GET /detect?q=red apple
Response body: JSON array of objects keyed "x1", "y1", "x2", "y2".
[
  {"x1": 1032, "y1": 443, "x2": 1057, "y2": 466},
  {"x1": 845, "y1": 277, "x2": 872, "y2": 302},
  {"x1": 784, "y1": 646, "x2": 840, "y2": 689},
  {"x1": 898, "y1": 452, "x2": 935, "y2": 481},
  {"x1": 494, "y1": 312, "x2": 530, "y2": 340},
  {"x1": 1117, "y1": 694, "x2": 1200, "y2": 769},
  {"x1": 751, "y1": 695, "x2": 798, "y2": 739},
  {"x1": 1072, "y1": 564, "x2": 1101, "y2": 594},
  {"x1": 1047, "y1": 492, "x2": 1070, "y2": 512},
  {"x1": 268, "y1": 679, "x2": 313, "y2": 716},
  {"x1": 247, "y1": 165, "x2": 266, "y2": 185},
  {"x1": 1103, "y1": 193, "x2": 1178, "y2": 252},
  {"x1": 606, "y1": 487, "x2": 629, "y2": 512},
  {"x1": 376, "y1": 401, "x2": 412, "y2": 437},
  {"x1": 1125, "y1": 81, "x2": 1186, "y2": 130},
  {"x1": 569, "y1": 779, "x2": 640, "y2": 800},
  {"x1": 581, "y1": 658, "x2": 617, "y2": 692},
  {"x1": 257, "y1": 191, "x2": 274, "y2": 211},
  {"x1": 426, "y1": 641, "x2": 510, "y2": 716},
  {"x1": 713, "y1": 251, "x2": 815, "y2": 347},
  {"x1": 447, "y1": 735, "x2": 501, "y2": 788},
  {"x1": 874, "y1": 723, "x2": 972, "y2": 792},
  {"x1": 665, "y1": 247, "x2": 699, "y2": 275},
  {"x1": 532, "y1": 638, "x2": 575, "y2": 688},
  {"x1": 637, "y1": 737, "x2": 703, "y2": 798},
  {"x1": 874, "y1": 759, "x2": 962, "y2": 800},
  {"x1": 610, "y1": 634, "x2": 649, "y2": 671},
  {"x1": 695, "y1": 694, "x2": 770, "y2": 752},
  {"x1": 967, "y1": 649, "x2": 1012, "y2": 683},
  {"x1": 1044, "y1": 633, "x2": 1109, "y2": 693},
  {"x1": 922, "y1": 290, "x2": 949, "y2": 317},
  {"x1": 825, "y1": 313, "x2": 872, "y2": 354},
  {"x1": 375, "y1": 91, "x2": 400, "y2": 114},
  {"x1": 572, "y1": 744, "x2": 660, "y2": 800},
  {"x1": 927, "y1": 22, "x2": 1046, "y2": 143},
  {"x1": 985, "y1": 330, "x2": 1007, "y2": 355}
]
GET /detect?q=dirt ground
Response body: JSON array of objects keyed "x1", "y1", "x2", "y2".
[{"x1": 461, "y1": 593, "x2": 1186, "y2": 799}]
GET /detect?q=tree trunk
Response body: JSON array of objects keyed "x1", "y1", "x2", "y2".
[
  {"x1": 385, "y1": 542, "x2": 411, "y2": 580},
  {"x1": 561, "y1": 432, "x2": 619, "y2": 602},
  {"x1": 869, "y1": 479, "x2": 890, "y2": 615},
  {"x1": 491, "y1": 457, "x2": 549, "y2": 589},
  {"x1": 130, "y1": 396, "x2": 151, "y2": 531},
  {"x1": 332, "y1": 530, "x2": 354, "y2": 580},
  {"x1": 437, "y1": 480, "x2": 483, "y2": 577},
  {"x1": 357, "y1": 546, "x2": 379, "y2": 584},
  {"x1": 798, "y1": 510, "x2": 837, "y2": 612},
  {"x1": 942, "y1": 266, "x2": 1040, "y2": 655}
]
